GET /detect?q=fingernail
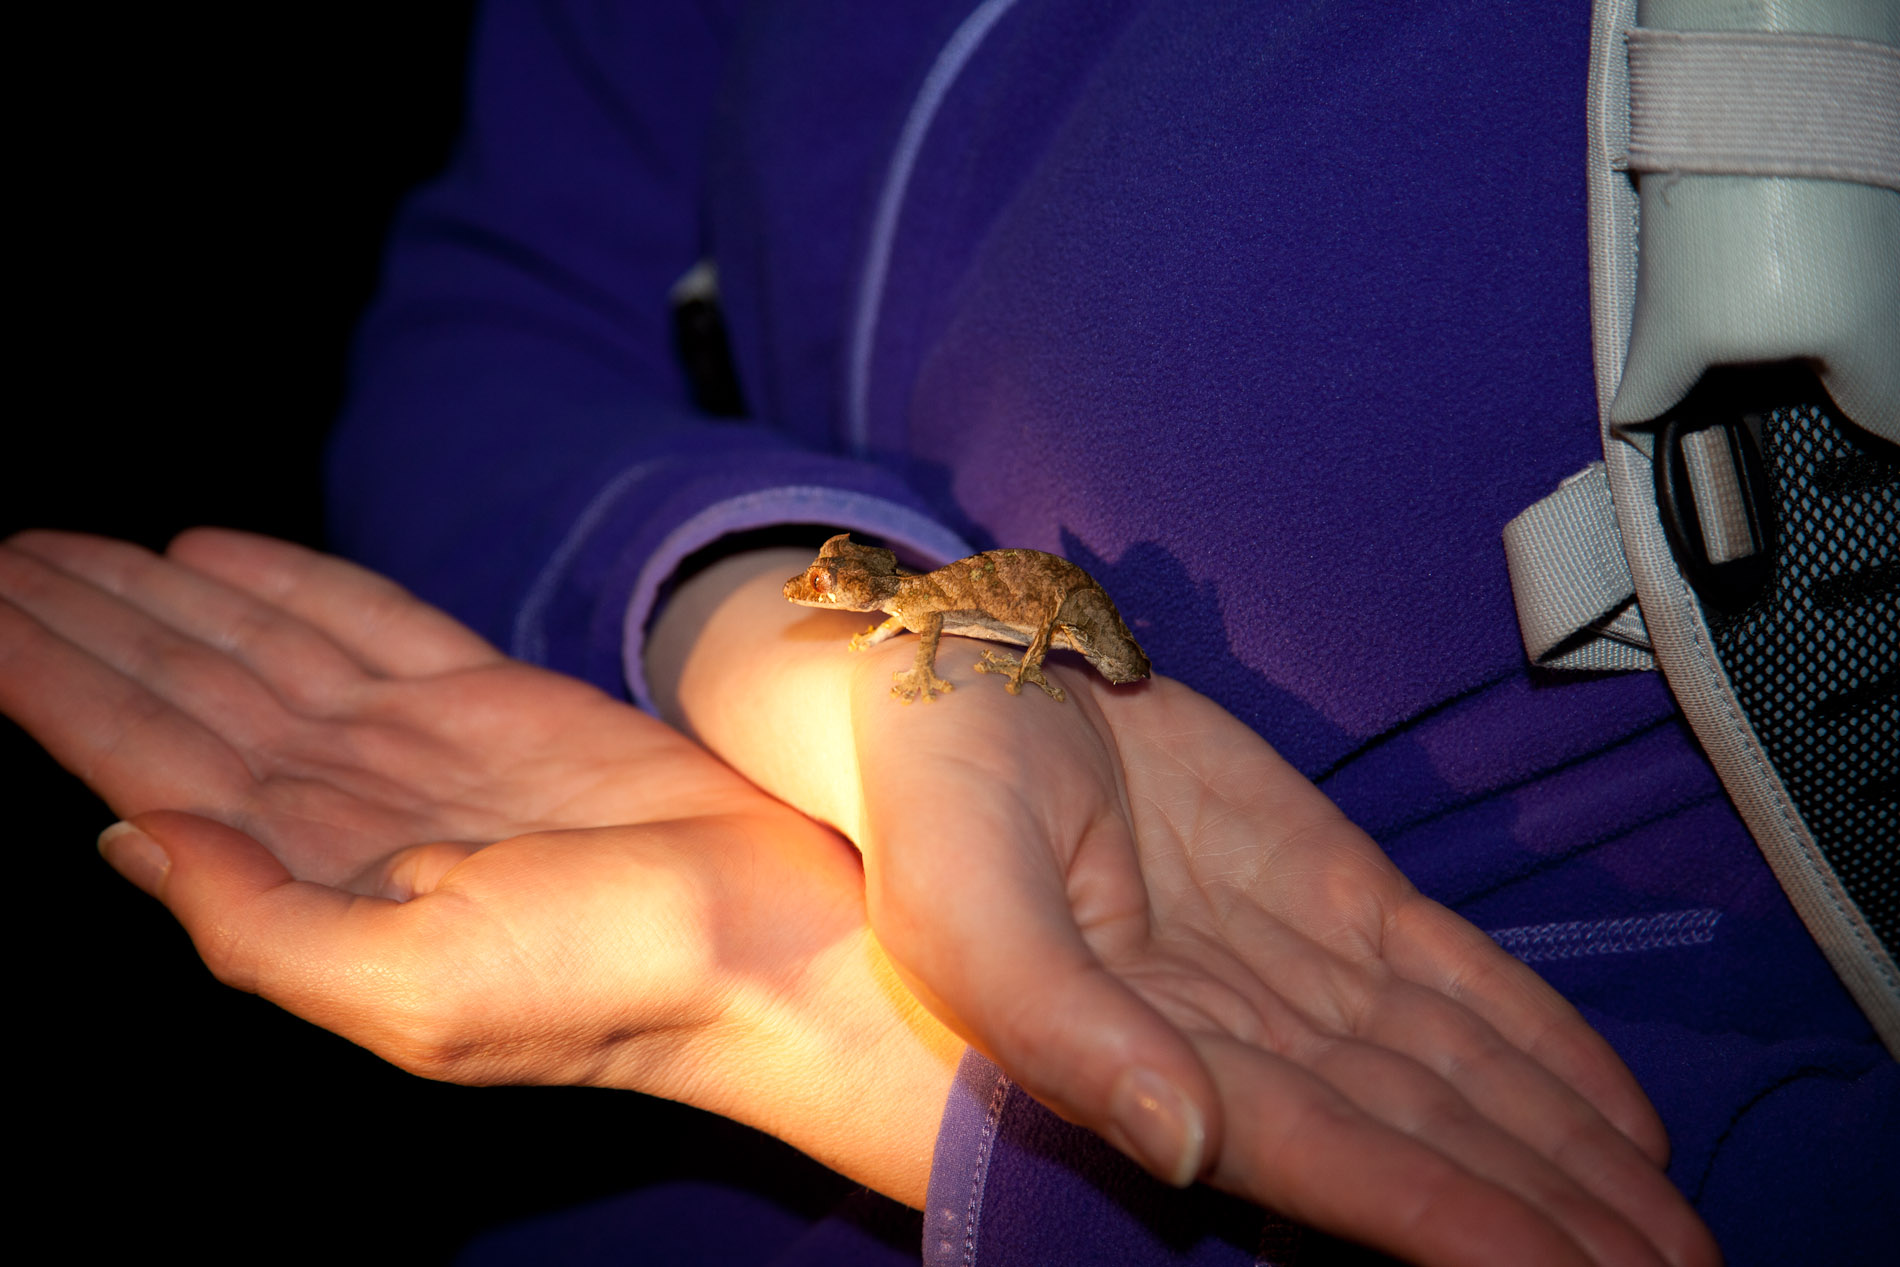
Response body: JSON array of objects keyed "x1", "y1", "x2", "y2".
[
  {"x1": 98, "y1": 821, "x2": 171, "y2": 896},
  {"x1": 1110, "y1": 1067, "x2": 1206, "y2": 1187}
]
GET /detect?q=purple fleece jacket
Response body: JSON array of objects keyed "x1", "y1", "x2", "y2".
[{"x1": 333, "y1": 2, "x2": 1896, "y2": 1263}]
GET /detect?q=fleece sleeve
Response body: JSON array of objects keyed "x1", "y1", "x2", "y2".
[
  {"x1": 926, "y1": 1051, "x2": 1326, "y2": 1267},
  {"x1": 326, "y1": 0, "x2": 966, "y2": 701}
]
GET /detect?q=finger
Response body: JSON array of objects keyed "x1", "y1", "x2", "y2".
[
  {"x1": 9, "y1": 531, "x2": 368, "y2": 706},
  {"x1": 0, "y1": 597, "x2": 253, "y2": 813},
  {"x1": 1382, "y1": 895, "x2": 1673, "y2": 1164},
  {"x1": 866, "y1": 801, "x2": 1221, "y2": 1189},
  {"x1": 1196, "y1": 1034, "x2": 1595, "y2": 1267},
  {"x1": 1354, "y1": 978, "x2": 1718, "y2": 1267},
  {"x1": 1165, "y1": 877, "x2": 1710, "y2": 1264},
  {"x1": 0, "y1": 541, "x2": 297, "y2": 752},
  {"x1": 1302, "y1": 1034, "x2": 1679, "y2": 1267},
  {"x1": 167, "y1": 528, "x2": 502, "y2": 677}
]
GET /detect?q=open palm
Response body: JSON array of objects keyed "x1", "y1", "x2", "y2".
[
  {"x1": 849, "y1": 651, "x2": 1715, "y2": 1266},
  {"x1": 0, "y1": 529, "x2": 957, "y2": 1200}
]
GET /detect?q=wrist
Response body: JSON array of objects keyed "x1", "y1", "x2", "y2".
[
  {"x1": 637, "y1": 809, "x2": 959, "y2": 1209},
  {"x1": 717, "y1": 920, "x2": 965, "y2": 1209},
  {"x1": 647, "y1": 547, "x2": 875, "y2": 838}
]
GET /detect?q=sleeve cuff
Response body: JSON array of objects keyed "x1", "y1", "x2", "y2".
[
  {"x1": 921, "y1": 1053, "x2": 1297, "y2": 1266},
  {"x1": 924, "y1": 1049, "x2": 1013, "y2": 1267},
  {"x1": 498, "y1": 440, "x2": 969, "y2": 704}
]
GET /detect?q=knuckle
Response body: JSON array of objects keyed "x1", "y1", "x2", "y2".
[
  {"x1": 195, "y1": 915, "x2": 266, "y2": 995},
  {"x1": 214, "y1": 602, "x2": 276, "y2": 656},
  {"x1": 353, "y1": 580, "x2": 416, "y2": 639},
  {"x1": 355, "y1": 973, "x2": 491, "y2": 1081},
  {"x1": 359, "y1": 938, "x2": 504, "y2": 1082},
  {"x1": 82, "y1": 538, "x2": 154, "y2": 592},
  {"x1": 0, "y1": 601, "x2": 35, "y2": 664},
  {"x1": 0, "y1": 546, "x2": 55, "y2": 603},
  {"x1": 199, "y1": 911, "x2": 496, "y2": 1082},
  {"x1": 166, "y1": 526, "x2": 222, "y2": 557},
  {"x1": 1539, "y1": 1097, "x2": 1617, "y2": 1174},
  {"x1": 381, "y1": 1004, "x2": 478, "y2": 1079},
  {"x1": 1401, "y1": 988, "x2": 1499, "y2": 1076}
]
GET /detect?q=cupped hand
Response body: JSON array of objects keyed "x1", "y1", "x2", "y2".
[
  {"x1": 0, "y1": 529, "x2": 960, "y2": 1204},
  {"x1": 653, "y1": 549, "x2": 1721, "y2": 1267}
]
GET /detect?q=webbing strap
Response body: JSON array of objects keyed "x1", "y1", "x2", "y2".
[
  {"x1": 1503, "y1": 463, "x2": 1655, "y2": 672},
  {"x1": 1626, "y1": 28, "x2": 1900, "y2": 191}
]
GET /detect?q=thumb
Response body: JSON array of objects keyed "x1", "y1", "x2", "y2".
[
  {"x1": 867, "y1": 838, "x2": 1221, "y2": 1188},
  {"x1": 98, "y1": 810, "x2": 291, "y2": 906},
  {"x1": 97, "y1": 811, "x2": 387, "y2": 1008}
]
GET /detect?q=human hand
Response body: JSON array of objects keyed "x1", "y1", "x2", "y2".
[
  {"x1": 651, "y1": 549, "x2": 1720, "y2": 1267},
  {"x1": 0, "y1": 529, "x2": 960, "y2": 1205}
]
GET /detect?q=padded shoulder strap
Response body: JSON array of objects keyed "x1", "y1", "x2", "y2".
[{"x1": 1551, "y1": 0, "x2": 1900, "y2": 1052}]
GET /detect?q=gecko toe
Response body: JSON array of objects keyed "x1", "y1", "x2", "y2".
[
  {"x1": 890, "y1": 667, "x2": 954, "y2": 702},
  {"x1": 974, "y1": 650, "x2": 1019, "y2": 676}
]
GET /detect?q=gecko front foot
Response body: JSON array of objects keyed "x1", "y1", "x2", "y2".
[
  {"x1": 973, "y1": 650, "x2": 1067, "y2": 703},
  {"x1": 891, "y1": 666, "x2": 955, "y2": 703}
]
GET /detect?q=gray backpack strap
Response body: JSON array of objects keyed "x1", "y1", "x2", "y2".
[
  {"x1": 1625, "y1": 27, "x2": 1900, "y2": 194},
  {"x1": 1504, "y1": 464, "x2": 1655, "y2": 671},
  {"x1": 1513, "y1": 0, "x2": 1900, "y2": 1052}
]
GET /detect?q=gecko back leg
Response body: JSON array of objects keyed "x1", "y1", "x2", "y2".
[{"x1": 973, "y1": 618, "x2": 1066, "y2": 702}]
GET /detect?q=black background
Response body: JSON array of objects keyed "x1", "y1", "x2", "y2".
[{"x1": 11, "y1": 7, "x2": 851, "y2": 1260}]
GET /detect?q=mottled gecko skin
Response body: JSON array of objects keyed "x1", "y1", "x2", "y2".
[{"x1": 783, "y1": 534, "x2": 1151, "y2": 702}]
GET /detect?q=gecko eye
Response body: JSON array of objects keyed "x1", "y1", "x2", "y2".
[{"x1": 809, "y1": 566, "x2": 832, "y2": 595}]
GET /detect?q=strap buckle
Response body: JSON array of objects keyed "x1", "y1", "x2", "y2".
[{"x1": 1652, "y1": 363, "x2": 1801, "y2": 614}]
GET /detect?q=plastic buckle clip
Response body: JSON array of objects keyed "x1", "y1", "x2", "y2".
[{"x1": 1653, "y1": 364, "x2": 1791, "y2": 614}]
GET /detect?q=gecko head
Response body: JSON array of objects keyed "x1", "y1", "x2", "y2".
[
  {"x1": 1058, "y1": 589, "x2": 1152, "y2": 684},
  {"x1": 783, "y1": 536, "x2": 900, "y2": 609},
  {"x1": 1068, "y1": 624, "x2": 1152, "y2": 683}
]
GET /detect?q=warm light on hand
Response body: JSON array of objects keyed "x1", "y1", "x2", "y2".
[{"x1": 650, "y1": 547, "x2": 1720, "y2": 1267}]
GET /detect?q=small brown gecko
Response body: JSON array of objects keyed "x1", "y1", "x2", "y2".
[{"x1": 782, "y1": 534, "x2": 1150, "y2": 702}]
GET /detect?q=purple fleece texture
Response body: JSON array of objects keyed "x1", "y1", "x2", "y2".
[
  {"x1": 458, "y1": 1182, "x2": 922, "y2": 1267},
  {"x1": 332, "y1": 1, "x2": 1897, "y2": 1262}
]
